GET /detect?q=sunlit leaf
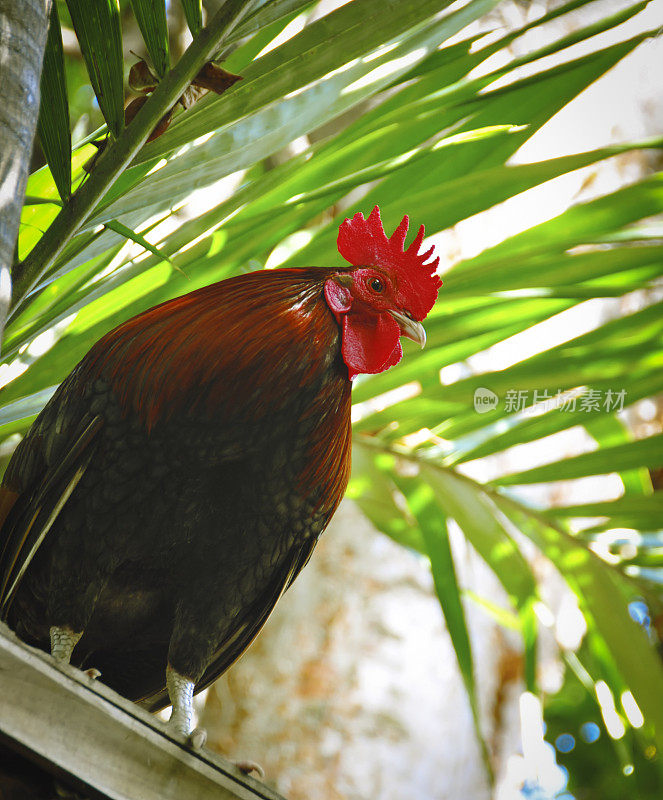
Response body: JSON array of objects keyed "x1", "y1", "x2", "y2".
[
  {"x1": 130, "y1": 0, "x2": 170, "y2": 78},
  {"x1": 65, "y1": 0, "x2": 125, "y2": 137},
  {"x1": 496, "y1": 433, "x2": 663, "y2": 485},
  {"x1": 180, "y1": 0, "x2": 203, "y2": 37},
  {"x1": 37, "y1": 3, "x2": 71, "y2": 201}
]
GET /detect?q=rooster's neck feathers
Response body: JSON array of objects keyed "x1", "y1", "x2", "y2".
[{"x1": 83, "y1": 268, "x2": 342, "y2": 430}]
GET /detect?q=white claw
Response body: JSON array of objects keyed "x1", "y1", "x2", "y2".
[{"x1": 234, "y1": 760, "x2": 265, "y2": 780}]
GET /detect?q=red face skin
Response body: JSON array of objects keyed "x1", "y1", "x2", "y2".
[{"x1": 324, "y1": 267, "x2": 423, "y2": 380}]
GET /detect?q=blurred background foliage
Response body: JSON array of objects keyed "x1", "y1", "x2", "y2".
[{"x1": 3, "y1": 0, "x2": 663, "y2": 797}]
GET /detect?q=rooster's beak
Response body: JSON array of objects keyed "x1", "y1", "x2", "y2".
[{"x1": 389, "y1": 309, "x2": 426, "y2": 349}]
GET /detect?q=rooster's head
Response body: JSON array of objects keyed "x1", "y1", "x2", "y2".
[{"x1": 324, "y1": 205, "x2": 442, "y2": 379}]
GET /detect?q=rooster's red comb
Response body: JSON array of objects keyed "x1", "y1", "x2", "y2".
[{"x1": 337, "y1": 206, "x2": 442, "y2": 320}]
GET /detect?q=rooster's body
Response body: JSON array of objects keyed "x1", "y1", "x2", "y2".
[{"x1": 0, "y1": 207, "x2": 440, "y2": 732}]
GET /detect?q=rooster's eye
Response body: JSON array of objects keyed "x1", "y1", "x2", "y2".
[{"x1": 369, "y1": 278, "x2": 384, "y2": 293}]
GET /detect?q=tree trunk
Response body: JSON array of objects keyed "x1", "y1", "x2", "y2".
[{"x1": 0, "y1": 0, "x2": 51, "y2": 340}]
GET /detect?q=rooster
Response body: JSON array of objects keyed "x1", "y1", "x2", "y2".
[{"x1": 0, "y1": 206, "x2": 441, "y2": 737}]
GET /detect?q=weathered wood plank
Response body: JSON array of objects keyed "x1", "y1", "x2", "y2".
[{"x1": 0, "y1": 624, "x2": 286, "y2": 800}]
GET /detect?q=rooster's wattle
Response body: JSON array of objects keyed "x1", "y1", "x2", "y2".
[{"x1": 0, "y1": 206, "x2": 441, "y2": 734}]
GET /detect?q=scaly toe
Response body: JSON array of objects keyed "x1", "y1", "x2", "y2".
[{"x1": 188, "y1": 727, "x2": 207, "y2": 750}]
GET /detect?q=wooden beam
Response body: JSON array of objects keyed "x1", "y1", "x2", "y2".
[{"x1": 0, "y1": 624, "x2": 286, "y2": 800}]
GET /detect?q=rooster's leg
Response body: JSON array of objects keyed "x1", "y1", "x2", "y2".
[
  {"x1": 165, "y1": 667, "x2": 263, "y2": 774},
  {"x1": 166, "y1": 664, "x2": 196, "y2": 736},
  {"x1": 49, "y1": 626, "x2": 82, "y2": 662}
]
